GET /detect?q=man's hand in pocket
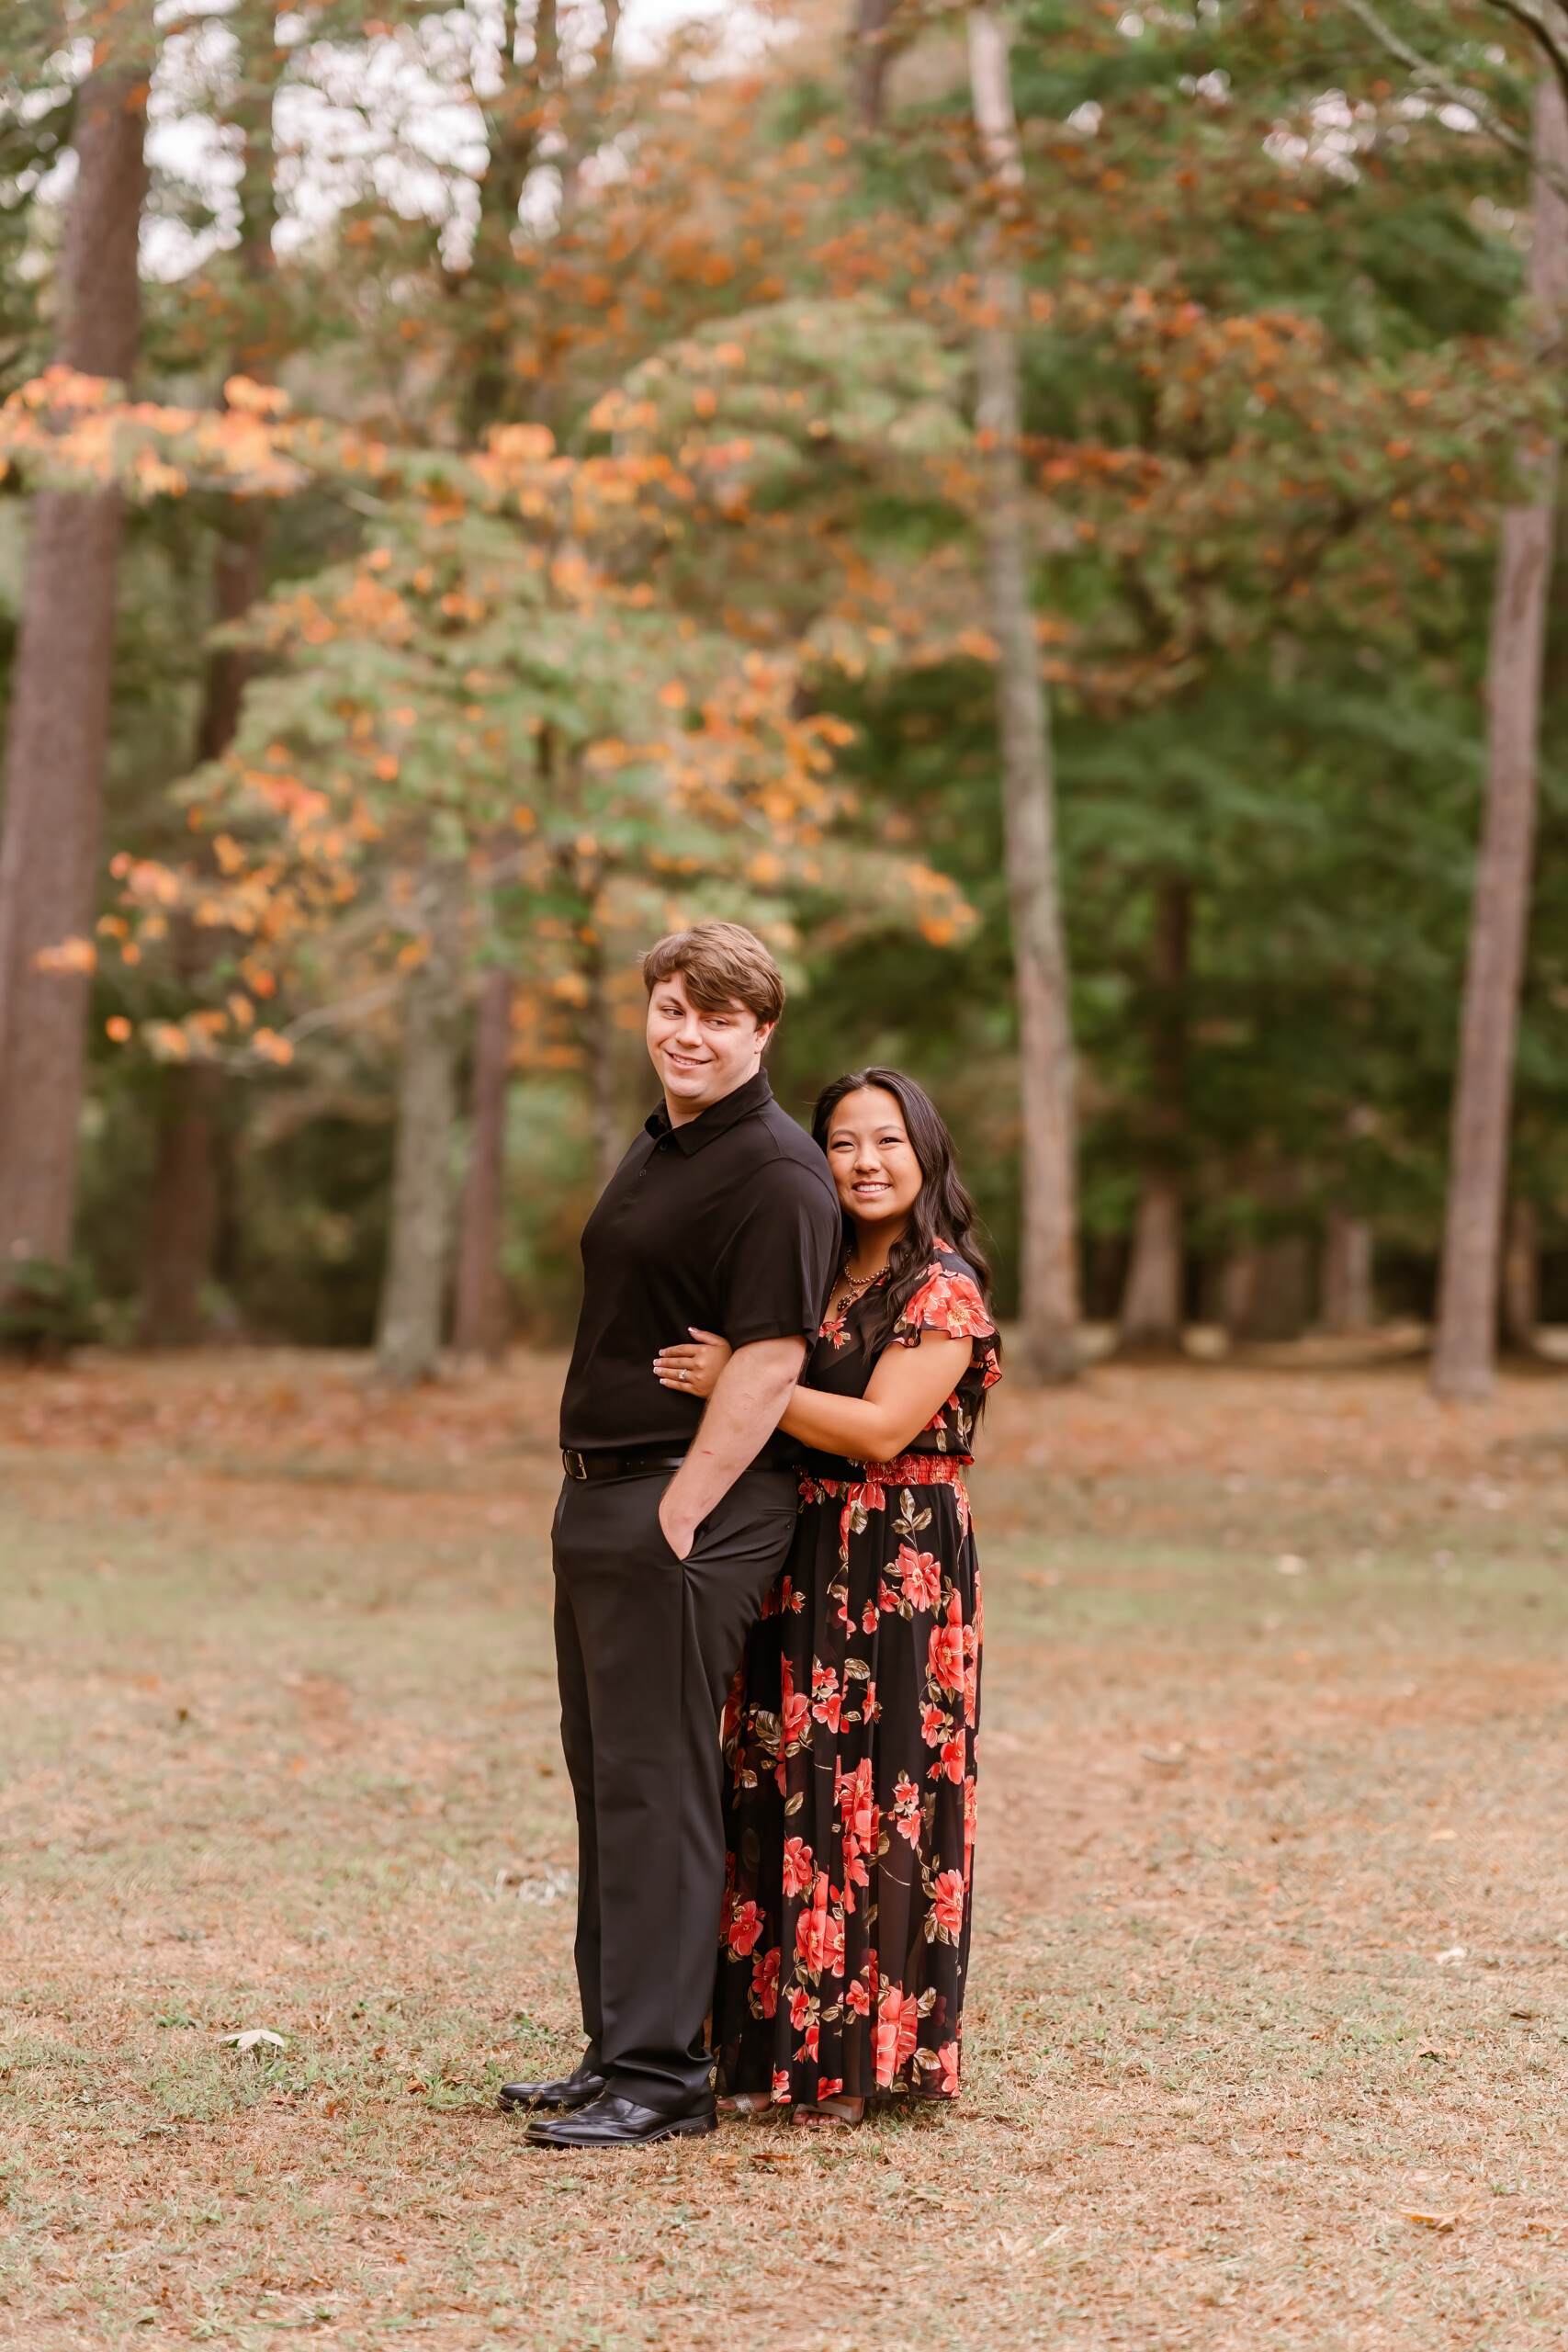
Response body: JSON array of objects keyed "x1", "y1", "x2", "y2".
[{"x1": 658, "y1": 1490, "x2": 697, "y2": 1561}]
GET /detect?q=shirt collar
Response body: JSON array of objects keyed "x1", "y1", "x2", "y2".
[{"x1": 645, "y1": 1069, "x2": 775, "y2": 1156}]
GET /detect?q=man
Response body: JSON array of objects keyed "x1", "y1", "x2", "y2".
[{"x1": 503, "y1": 921, "x2": 840, "y2": 2148}]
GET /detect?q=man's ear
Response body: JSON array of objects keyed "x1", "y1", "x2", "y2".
[{"x1": 755, "y1": 1021, "x2": 776, "y2": 1058}]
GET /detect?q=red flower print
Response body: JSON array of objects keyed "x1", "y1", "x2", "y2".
[
  {"x1": 820, "y1": 1309, "x2": 852, "y2": 1348},
  {"x1": 752, "y1": 1946, "x2": 780, "y2": 2018},
  {"x1": 795, "y1": 1873, "x2": 843, "y2": 1978},
  {"x1": 897, "y1": 1543, "x2": 942, "y2": 1613},
  {"x1": 714, "y1": 1334, "x2": 988, "y2": 2118},
  {"x1": 897, "y1": 1263, "x2": 996, "y2": 1341},
  {"x1": 929, "y1": 1593, "x2": 964, "y2": 1694},
  {"x1": 780, "y1": 1657, "x2": 810, "y2": 1747},
  {"x1": 931, "y1": 1869, "x2": 965, "y2": 1939},
  {"x1": 839, "y1": 1758, "x2": 878, "y2": 1848},
  {"x1": 892, "y1": 1770, "x2": 922, "y2": 1849},
  {"x1": 871, "y1": 1985, "x2": 920, "y2": 2088},
  {"x1": 782, "y1": 1836, "x2": 816, "y2": 1897},
  {"x1": 726, "y1": 1897, "x2": 765, "y2": 1958}
]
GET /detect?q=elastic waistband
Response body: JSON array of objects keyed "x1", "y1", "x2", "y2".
[{"x1": 797, "y1": 1449, "x2": 974, "y2": 1487}]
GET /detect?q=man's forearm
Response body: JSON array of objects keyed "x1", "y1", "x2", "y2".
[{"x1": 660, "y1": 1338, "x2": 804, "y2": 1545}]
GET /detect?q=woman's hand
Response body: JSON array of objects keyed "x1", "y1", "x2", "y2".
[{"x1": 653, "y1": 1327, "x2": 733, "y2": 1400}]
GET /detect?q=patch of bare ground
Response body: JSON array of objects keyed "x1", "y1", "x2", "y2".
[{"x1": 2, "y1": 1351, "x2": 1567, "y2": 2347}]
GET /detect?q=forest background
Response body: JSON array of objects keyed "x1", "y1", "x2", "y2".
[{"x1": 2, "y1": 0, "x2": 1567, "y2": 1394}]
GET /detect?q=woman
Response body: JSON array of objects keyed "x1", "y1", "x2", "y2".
[{"x1": 653, "y1": 1068, "x2": 999, "y2": 2126}]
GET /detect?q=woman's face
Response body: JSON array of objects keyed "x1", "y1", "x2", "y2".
[{"x1": 823, "y1": 1087, "x2": 924, "y2": 1238}]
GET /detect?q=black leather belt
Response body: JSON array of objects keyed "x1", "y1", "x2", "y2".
[{"x1": 562, "y1": 1447, "x2": 689, "y2": 1483}]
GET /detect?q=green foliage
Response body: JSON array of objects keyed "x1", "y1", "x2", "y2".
[
  {"x1": 13, "y1": 0, "x2": 1568, "y2": 1334},
  {"x1": 0, "y1": 1258, "x2": 100, "y2": 1362}
]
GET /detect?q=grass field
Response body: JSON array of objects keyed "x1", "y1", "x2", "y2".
[{"x1": 3, "y1": 1349, "x2": 1568, "y2": 2349}]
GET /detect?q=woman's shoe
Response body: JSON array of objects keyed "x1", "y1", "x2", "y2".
[
  {"x1": 792, "y1": 2096, "x2": 864, "y2": 2129},
  {"x1": 716, "y1": 2091, "x2": 773, "y2": 2118}
]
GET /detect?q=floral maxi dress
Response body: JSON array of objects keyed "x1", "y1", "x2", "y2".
[{"x1": 714, "y1": 1246, "x2": 999, "y2": 2107}]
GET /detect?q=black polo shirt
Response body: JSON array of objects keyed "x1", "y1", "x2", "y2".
[{"x1": 558, "y1": 1071, "x2": 841, "y2": 1453}]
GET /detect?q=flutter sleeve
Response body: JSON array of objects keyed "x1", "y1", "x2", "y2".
[{"x1": 893, "y1": 1253, "x2": 1002, "y2": 1388}]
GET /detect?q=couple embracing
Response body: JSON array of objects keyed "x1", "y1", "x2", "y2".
[{"x1": 503, "y1": 921, "x2": 999, "y2": 2147}]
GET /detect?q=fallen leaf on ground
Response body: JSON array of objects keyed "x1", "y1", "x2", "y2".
[
  {"x1": 221, "y1": 2030, "x2": 287, "y2": 2052},
  {"x1": 1400, "y1": 2210, "x2": 1457, "y2": 2231}
]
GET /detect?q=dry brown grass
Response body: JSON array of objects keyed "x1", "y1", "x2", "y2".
[{"x1": 3, "y1": 1349, "x2": 1568, "y2": 2349}]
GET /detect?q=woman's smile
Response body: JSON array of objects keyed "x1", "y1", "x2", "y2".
[{"x1": 825, "y1": 1089, "x2": 924, "y2": 1235}]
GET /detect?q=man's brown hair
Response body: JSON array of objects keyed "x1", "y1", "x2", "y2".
[{"x1": 641, "y1": 922, "x2": 785, "y2": 1028}]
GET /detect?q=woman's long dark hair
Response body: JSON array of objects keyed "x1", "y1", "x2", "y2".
[{"x1": 811, "y1": 1067, "x2": 999, "y2": 1370}]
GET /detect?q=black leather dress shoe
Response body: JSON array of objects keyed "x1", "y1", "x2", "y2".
[
  {"x1": 498, "y1": 2063, "x2": 605, "y2": 2113},
  {"x1": 524, "y1": 2089, "x2": 716, "y2": 2148}
]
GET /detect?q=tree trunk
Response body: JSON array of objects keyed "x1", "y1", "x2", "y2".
[
  {"x1": 1120, "y1": 1177, "x2": 1183, "y2": 1353},
  {"x1": 1502, "y1": 1197, "x2": 1540, "y2": 1353},
  {"x1": 968, "y1": 6, "x2": 1078, "y2": 1383},
  {"x1": 453, "y1": 963, "x2": 513, "y2": 1362},
  {"x1": 139, "y1": 1064, "x2": 222, "y2": 1347},
  {"x1": 138, "y1": 6, "x2": 283, "y2": 1332},
  {"x1": 1432, "y1": 74, "x2": 1568, "y2": 1400},
  {"x1": 1321, "y1": 1210, "x2": 1374, "y2": 1335},
  {"x1": 376, "y1": 864, "x2": 467, "y2": 1384},
  {"x1": 853, "y1": 0, "x2": 901, "y2": 130},
  {"x1": 1222, "y1": 1235, "x2": 1311, "y2": 1343},
  {"x1": 0, "y1": 58, "x2": 149, "y2": 1279},
  {"x1": 1118, "y1": 876, "x2": 1190, "y2": 1353},
  {"x1": 139, "y1": 526, "x2": 267, "y2": 1336}
]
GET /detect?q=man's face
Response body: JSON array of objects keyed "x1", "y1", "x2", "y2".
[{"x1": 645, "y1": 970, "x2": 772, "y2": 1123}]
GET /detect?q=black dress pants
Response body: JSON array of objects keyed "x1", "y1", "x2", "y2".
[{"x1": 551, "y1": 1465, "x2": 799, "y2": 2110}]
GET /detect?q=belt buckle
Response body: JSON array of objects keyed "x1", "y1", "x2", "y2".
[{"x1": 563, "y1": 1450, "x2": 589, "y2": 1482}]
